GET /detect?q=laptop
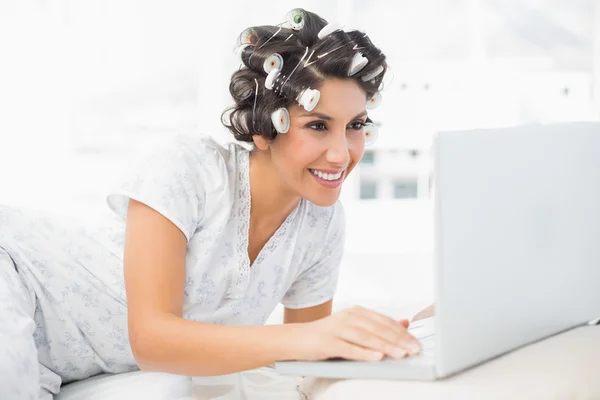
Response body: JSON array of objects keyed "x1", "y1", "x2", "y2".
[{"x1": 275, "y1": 121, "x2": 600, "y2": 380}]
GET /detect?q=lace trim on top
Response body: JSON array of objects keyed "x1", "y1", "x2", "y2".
[{"x1": 226, "y1": 148, "x2": 302, "y2": 299}]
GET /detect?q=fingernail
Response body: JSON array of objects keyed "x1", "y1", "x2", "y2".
[
  {"x1": 392, "y1": 347, "x2": 407, "y2": 359},
  {"x1": 406, "y1": 341, "x2": 421, "y2": 355},
  {"x1": 370, "y1": 351, "x2": 383, "y2": 361}
]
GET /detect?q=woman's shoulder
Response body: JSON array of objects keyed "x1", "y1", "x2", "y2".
[
  {"x1": 157, "y1": 133, "x2": 249, "y2": 177},
  {"x1": 168, "y1": 133, "x2": 241, "y2": 162}
]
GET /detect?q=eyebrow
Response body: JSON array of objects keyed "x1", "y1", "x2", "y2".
[{"x1": 298, "y1": 110, "x2": 368, "y2": 121}]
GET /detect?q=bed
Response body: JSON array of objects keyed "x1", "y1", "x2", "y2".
[{"x1": 56, "y1": 324, "x2": 600, "y2": 399}]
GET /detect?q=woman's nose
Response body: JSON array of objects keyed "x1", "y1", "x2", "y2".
[{"x1": 325, "y1": 130, "x2": 351, "y2": 167}]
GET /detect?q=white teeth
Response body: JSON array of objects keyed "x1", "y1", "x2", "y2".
[{"x1": 310, "y1": 169, "x2": 343, "y2": 181}]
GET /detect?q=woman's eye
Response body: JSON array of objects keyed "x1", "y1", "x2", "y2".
[
  {"x1": 349, "y1": 121, "x2": 366, "y2": 130},
  {"x1": 308, "y1": 122, "x2": 327, "y2": 131}
]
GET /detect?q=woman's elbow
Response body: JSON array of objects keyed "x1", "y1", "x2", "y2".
[{"x1": 128, "y1": 324, "x2": 163, "y2": 372}]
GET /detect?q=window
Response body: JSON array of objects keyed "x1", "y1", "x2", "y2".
[
  {"x1": 393, "y1": 180, "x2": 418, "y2": 199},
  {"x1": 360, "y1": 150, "x2": 375, "y2": 164},
  {"x1": 360, "y1": 180, "x2": 378, "y2": 199}
]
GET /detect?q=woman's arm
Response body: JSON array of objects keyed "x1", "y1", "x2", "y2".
[
  {"x1": 284, "y1": 300, "x2": 333, "y2": 324},
  {"x1": 124, "y1": 199, "x2": 298, "y2": 376},
  {"x1": 125, "y1": 200, "x2": 422, "y2": 376}
]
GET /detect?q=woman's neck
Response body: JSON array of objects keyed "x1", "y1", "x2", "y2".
[{"x1": 248, "y1": 150, "x2": 300, "y2": 230}]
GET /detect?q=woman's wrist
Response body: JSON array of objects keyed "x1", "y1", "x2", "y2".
[{"x1": 269, "y1": 322, "x2": 306, "y2": 362}]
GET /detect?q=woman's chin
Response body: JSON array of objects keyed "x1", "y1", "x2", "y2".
[{"x1": 302, "y1": 189, "x2": 342, "y2": 207}]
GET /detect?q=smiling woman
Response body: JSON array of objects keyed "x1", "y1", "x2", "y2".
[
  {"x1": 251, "y1": 79, "x2": 370, "y2": 206},
  {"x1": 0, "y1": 8, "x2": 422, "y2": 399},
  {"x1": 223, "y1": 8, "x2": 387, "y2": 209}
]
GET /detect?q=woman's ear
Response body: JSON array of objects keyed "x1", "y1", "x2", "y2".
[{"x1": 252, "y1": 134, "x2": 271, "y2": 151}]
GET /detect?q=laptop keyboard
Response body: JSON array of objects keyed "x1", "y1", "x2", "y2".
[
  {"x1": 407, "y1": 317, "x2": 435, "y2": 358},
  {"x1": 380, "y1": 318, "x2": 435, "y2": 365}
]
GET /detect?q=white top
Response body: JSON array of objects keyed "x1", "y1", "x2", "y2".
[{"x1": 107, "y1": 134, "x2": 345, "y2": 326}]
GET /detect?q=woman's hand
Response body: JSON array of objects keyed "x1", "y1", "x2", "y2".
[
  {"x1": 411, "y1": 304, "x2": 435, "y2": 322},
  {"x1": 291, "y1": 306, "x2": 421, "y2": 362}
]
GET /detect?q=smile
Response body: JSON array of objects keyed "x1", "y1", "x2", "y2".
[
  {"x1": 310, "y1": 169, "x2": 343, "y2": 180},
  {"x1": 309, "y1": 168, "x2": 345, "y2": 188}
]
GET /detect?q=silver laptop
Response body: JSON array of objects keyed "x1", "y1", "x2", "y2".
[{"x1": 275, "y1": 121, "x2": 600, "y2": 380}]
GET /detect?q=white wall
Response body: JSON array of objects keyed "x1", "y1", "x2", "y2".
[{"x1": 0, "y1": 0, "x2": 598, "y2": 315}]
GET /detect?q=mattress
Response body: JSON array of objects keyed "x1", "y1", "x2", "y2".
[
  {"x1": 56, "y1": 371, "x2": 193, "y2": 400},
  {"x1": 56, "y1": 368, "x2": 304, "y2": 400}
]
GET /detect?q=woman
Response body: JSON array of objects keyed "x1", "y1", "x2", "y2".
[{"x1": 0, "y1": 8, "x2": 428, "y2": 399}]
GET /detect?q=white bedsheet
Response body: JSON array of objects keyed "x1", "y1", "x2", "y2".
[
  {"x1": 56, "y1": 372, "x2": 193, "y2": 400},
  {"x1": 56, "y1": 368, "x2": 304, "y2": 400}
]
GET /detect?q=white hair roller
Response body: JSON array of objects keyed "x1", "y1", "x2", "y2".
[
  {"x1": 265, "y1": 68, "x2": 281, "y2": 90},
  {"x1": 349, "y1": 52, "x2": 368, "y2": 76},
  {"x1": 296, "y1": 88, "x2": 320, "y2": 112},
  {"x1": 317, "y1": 21, "x2": 342, "y2": 39},
  {"x1": 361, "y1": 65, "x2": 384, "y2": 82},
  {"x1": 363, "y1": 122, "x2": 379, "y2": 146},
  {"x1": 263, "y1": 53, "x2": 283, "y2": 74},
  {"x1": 286, "y1": 9, "x2": 306, "y2": 30},
  {"x1": 271, "y1": 107, "x2": 290, "y2": 133},
  {"x1": 236, "y1": 43, "x2": 251, "y2": 61},
  {"x1": 221, "y1": 109, "x2": 233, "y2": 127},
  {"x1": 366, "y1": 92, "x2": 382, "y2": 109}
]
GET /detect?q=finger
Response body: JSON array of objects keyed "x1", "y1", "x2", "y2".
[
  {"x1": 412, "y1": 304, "x2": 435, "y2": 322},
  {"x1": 394, "y1": 319, "x2": 421, "y2": 355},
  {"x1": 345, "y1": 315, "x2": 411, "y2": 354},
  {"x1": 350, "y1": 308, "x2": 420, "y2": 354},
  {"x1": 350, "y1": 307, "x2": 405, "y2": 334},
  {"x1": 332, "y1": 339, "x2": 385, "y2": 362},
  {"x1": 352, "y1": 306, "x2": 408, "y2": 333},
  {"x1": 338, "y1": 326, "x2": 408, "y2": 359}
]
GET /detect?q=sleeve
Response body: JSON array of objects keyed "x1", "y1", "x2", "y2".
[
  {"x1": 281, "y1": 202, "x2": 346, "y2": 309},
  {"x1": 106, "y1": 136, "x2": 216, "y2": 242}
]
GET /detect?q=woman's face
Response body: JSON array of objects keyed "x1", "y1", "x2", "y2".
[{"x1": 268, "y1": 78, "x2": 368, "y2": 207}]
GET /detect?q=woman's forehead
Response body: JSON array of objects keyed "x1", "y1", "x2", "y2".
[{"x1": 291, "y1": 79, "x2": 367, "y2": 118}]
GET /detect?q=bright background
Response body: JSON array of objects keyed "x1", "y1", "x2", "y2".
[{"x1": 1, "y1": 0, "x2": 599, "y2": 319}]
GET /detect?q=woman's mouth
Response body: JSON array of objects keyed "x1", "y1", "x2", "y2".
[{"x1": 309, "y1": 168, "x2": 345, "y2": 188}]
